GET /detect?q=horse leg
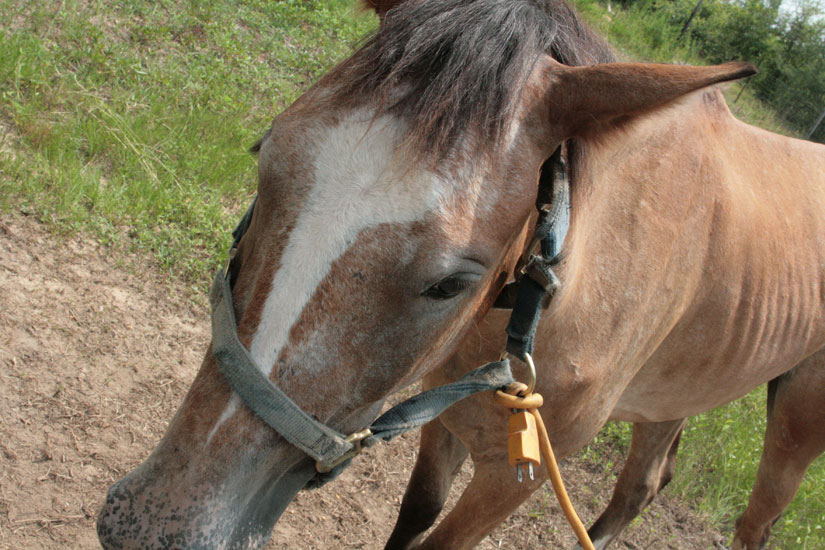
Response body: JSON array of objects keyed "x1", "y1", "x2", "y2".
[
  {"x1": 384, "y1": 418, "x2": 469, "y2": 550},
  {"x1": 577, "y1": 418, "x2": 686, "y2": 549},
  {"x1": 732, "y1": 351, "x2": 825, "y2": 550},
  {"x1": 412, "y1": 451, "x2": 545, "y2": 550}
]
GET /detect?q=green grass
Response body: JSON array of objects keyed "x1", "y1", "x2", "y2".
[
  {"x1": 675, "y1": 392, "x2": 825, "y2": 548},
  {"x1": 585, "y1": 398, "x2": 825, "y2": 548},
  {"x1": 0, "y1": 0, "x2": 375, "y2": 285},
  {"x1": 587, "y1": 392, "x2": 825, "y2": 548},
  {"x1": 2, "y1": 0, "x2": 822, "y2": 548}
]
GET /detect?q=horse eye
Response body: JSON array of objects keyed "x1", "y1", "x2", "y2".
[{"x1": 421, "y1": 276, "x2": 472, "y2": 300}]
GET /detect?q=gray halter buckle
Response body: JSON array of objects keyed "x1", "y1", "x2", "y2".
[{"x1": 315, "y1": 428, "x2": 373, "y2": 473}]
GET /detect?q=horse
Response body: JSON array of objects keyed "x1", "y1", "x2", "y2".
[{"x1": 96, "y1": 1, "x2": 825, "y2": 549}]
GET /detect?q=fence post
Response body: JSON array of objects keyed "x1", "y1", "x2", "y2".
[
  {"x1": 733, "y1": 78, "x2": 750, "y2": 104},
  {"x1": 679, "y1": 0, "x2": 704, "y2": 40},
  {"x1": 805, "y1": 107, "x2": 825, "y2": 140}
]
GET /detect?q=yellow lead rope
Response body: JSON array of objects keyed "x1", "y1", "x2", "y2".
[{"x1": 495, "y1": 386, "x2": 596, "y2": 550}]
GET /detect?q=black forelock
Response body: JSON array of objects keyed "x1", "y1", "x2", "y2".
[{"x1": 327, "y1": 0, "x2": 615, "y2": 160}]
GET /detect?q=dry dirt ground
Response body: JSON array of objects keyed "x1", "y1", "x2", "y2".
[{"x1": 0, "y1": 213, "x2": 727, "y2": 549}]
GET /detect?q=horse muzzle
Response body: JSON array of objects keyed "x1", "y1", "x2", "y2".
[{"x1": 97, "y1": 456, "x2": 316, "y2": 550}]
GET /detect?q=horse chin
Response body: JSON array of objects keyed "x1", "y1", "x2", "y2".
[
  {"x1": 97, "y1": 457, "x2": 316, "y2": 550},
  {"x1": 226, "y1": 458, "x2": 318, "y2": 549}
]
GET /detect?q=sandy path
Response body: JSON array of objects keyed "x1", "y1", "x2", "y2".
[{"x1": 0, "y1": 214, "x2": 724, "y2": 549}]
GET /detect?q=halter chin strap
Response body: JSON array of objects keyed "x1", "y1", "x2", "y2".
[{"x1": 209, "y1": 145, "x2": 569, "y2": 482}]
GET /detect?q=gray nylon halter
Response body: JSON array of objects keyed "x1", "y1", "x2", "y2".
[{"x1": 209, "y1": 146, "x2": 570, "y2": 481}]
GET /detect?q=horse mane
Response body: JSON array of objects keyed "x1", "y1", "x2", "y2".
[{"x1": 326, "y1": 0, "x2": 616, "y2": 160}]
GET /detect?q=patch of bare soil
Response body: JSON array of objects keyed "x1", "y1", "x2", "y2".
[{"x1": 0, "y1": 214, "x2": 725, "y2": 550}]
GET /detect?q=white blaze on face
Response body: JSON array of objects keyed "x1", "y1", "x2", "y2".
[
  {"x1": 206, "y1": 113, "x2": 449, "y2": 444},
  {"x1": 249, "y1": 112, "x2": 448, "y2": 372}
]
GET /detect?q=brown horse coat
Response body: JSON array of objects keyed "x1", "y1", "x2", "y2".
[
  {"x1": 97, "y1": 2, "x2": 825, "y2": 549},
  {"x1": 397, "y1": 83, "x2": 825, "y2": 550}
]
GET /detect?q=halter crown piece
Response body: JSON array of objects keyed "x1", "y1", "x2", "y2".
[{"x1": 209, "y1": 146, "x2": 569, "y2": 485}]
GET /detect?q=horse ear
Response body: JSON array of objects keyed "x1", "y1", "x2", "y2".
[
  {"x1": 361, "y1": 0, "x2": 405, "y2": 21},
  {"x1": 543, "y1": 58, "x2": 756, "y2": 136}
]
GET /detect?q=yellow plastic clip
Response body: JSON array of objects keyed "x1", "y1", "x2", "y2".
[{"x1": 508, "y1": 410, "x2": 541, "y2": 482}]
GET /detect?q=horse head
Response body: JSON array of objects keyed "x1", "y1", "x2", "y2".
[{"x1": 97, "y1": 1, "x2": 753, "y2": 548}]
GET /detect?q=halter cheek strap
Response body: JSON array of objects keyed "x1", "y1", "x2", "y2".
[
  {"x1": 210, "y1": 270, "x2": 354, "y2": 463},
  {"x1": 504, "y1": 147, "x2": 569, "y2": 360}
]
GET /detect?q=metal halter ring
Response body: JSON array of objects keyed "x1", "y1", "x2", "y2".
[{"x1": 500, "y1": 351, "x2": 537, "y2": 396}]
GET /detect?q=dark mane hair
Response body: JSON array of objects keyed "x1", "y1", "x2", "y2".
[{"x1": 327, "y1": 0, "x2": 615, "y2": 160}]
